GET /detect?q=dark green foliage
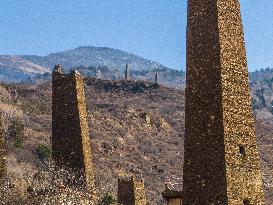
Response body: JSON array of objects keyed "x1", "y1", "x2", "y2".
[
  {"x1": 13, "y1": 138, "x2": 24, "y2": 148},
  {"x1": 100, "y1": 193, "x2": 117, "y2": 205},
  {"x1": 36, "y1": 144, "x2": 51, "y2": 161},
  {"x1": 264, "y1": 77, "x2": 273, "y2": 87},
  {"x1": 7, "y1": 121, "x2": 25, "y2": 148},
  {"x1": 255, "y1": 88, "x2": 266, "y2": 108}
]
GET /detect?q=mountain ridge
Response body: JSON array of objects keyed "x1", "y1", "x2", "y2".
[
  {"x1": 0, "y1": 46, "x2": 174, "y2": 82},
  {"x1": 20, "y1": 46, "x2": 171, "y2": 71},
  {"x1": 0, "y1": 46, "x2": 272, "y2": 93}
]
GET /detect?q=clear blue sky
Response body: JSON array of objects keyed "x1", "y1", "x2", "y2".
[{"x1": 0, "y1": 0, "x2": 272, "y2": 71}]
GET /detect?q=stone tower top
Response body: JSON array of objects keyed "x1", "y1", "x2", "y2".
[{"x1": 53, "y1": 64, "x2": 63, "y2": 73}]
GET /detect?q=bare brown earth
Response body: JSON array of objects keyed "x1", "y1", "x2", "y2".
[{"x1": 0, "y1": 79, "x2": 273, "y2": 204}]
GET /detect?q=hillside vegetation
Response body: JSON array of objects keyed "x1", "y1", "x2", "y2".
[{"x1": 0, "y1": 78, "x2": 273, "y2": 204}]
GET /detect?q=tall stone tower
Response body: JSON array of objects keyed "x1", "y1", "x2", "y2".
[
  {"x1": 183, "y1": 1, "x2": 265, "y2": 204},
  {"x1": 125, "y1": 64, "x2": 129, "y2": 80},
  {"x1": 0, "y1": 114, "x2": 6, "y2": 180},
  {"x1": 118, "y1": 176, "x2": 147, "y2": 205},
  {"x1": 155, "y1": 72, "x2": 158, "y2": 84},
  {"x1": 52, "y1": 64, "x2": 94, "y2": 191}
]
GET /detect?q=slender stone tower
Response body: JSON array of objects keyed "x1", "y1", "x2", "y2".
[
  {"x1": 183, "y1": 1, "x2": 265, "y2": 204},
  {"x1": 118, "y1": 176, "x2": 147, "y2": 205},
  {"x1": 0, "y1": 114, "x2": 6, "y2": 180},
  {"x1": 125, "y1": 64, "x2": 129, "y2": 80},
  {"x1": 52, "y1": 64, "x2": 94, "y2": 191},
  {"x1": 155, "y1": 72, "x2": 158, "y2": 84}
]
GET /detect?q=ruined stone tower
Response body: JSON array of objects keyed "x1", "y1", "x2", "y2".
[
  {"x1": 0, "y1": 114, "x2": 6, "y2": 180},
  {"x1": 52, "y1": 64, "x2": 94, "y2": 191},
  {"x1": 183, "y1": 1, "x2": 265, "y2": 204},
  {"x1": 118, "y1": 176, "x2": 147, "y2": 205}
]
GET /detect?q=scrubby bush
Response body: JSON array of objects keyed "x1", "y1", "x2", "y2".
[
  {"x1": 1, "y1": 162, "x2": 96, "y2": 205},
  {"x1": 36, "y1": 144, "x2": 51, "y2": 161},
  {"x1": 7, "y1": 120, "x2": 25, "y2": 148},
  {"x1": 100, "y1": 192, "x2": 117, "y2": 205}
]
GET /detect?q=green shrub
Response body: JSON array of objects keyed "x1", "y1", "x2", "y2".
[
  {"x1": 7, "y1": 121, "x2": 25, "y2": 148},
  {"x1": 36, "y1": 144, "x2": 51, "y2": 161},
  {"x1": 13, "y1": 138, "x2": 24, "y2": 148},
  {"x1": 101, "y1": 193, "x2": 117, "y2": 205}
]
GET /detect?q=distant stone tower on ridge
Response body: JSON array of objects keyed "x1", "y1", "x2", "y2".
[
  {"x1": 0, "y1": 114, "x2": 6, "y2": 180},
  {"x1": 52, "y1": 64, "x2": 94, "y2": 191},
  {"x1": 155, "y1": 72, "x2": 158, "y2": 84},
  {"x1": 183, "y1": 1, "x2": 265, "y2": 204},
  {"x1": 118, "y1": 176, "x2": 147, "y2": 205},
  {"x1": 125, "y1": 64, "x2": 129, "y2": 80}
]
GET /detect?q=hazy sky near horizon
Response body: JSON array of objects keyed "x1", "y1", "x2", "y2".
[{"x1": 0, "y1": 0, "x2": 272, "y2": 71}]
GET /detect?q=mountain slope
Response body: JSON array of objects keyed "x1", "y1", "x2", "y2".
[
  {"x1": 1, "y1": 79, "x2": 273, "y2": 204},
  {"x1": 0, "y1": 46, "x2": 174, "y2": 83},
  {"x1": 0, "y1": 46, "x2": 272, "y2": 95},
  {"x1": 20, "y1": 46, "x2": 170, "y2": 72},
  {"x1": 250, "y1": 68, "x2": 273, "y2": 122},
  {"x1": 0, "y1": 56, "x2": 50, "y2": 82},
  {"x1": 0, "y1": 56, "x2": 48, "y2": 74}
]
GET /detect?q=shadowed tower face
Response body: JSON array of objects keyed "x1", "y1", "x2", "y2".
[
  {"x1": 183, "y1": 0, "x2": 265, "y2": 204},
  {"x1": 52, "y1": 65, "x2": 94, "y2": 191}
]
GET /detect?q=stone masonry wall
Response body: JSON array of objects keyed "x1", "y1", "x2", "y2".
[
  {"x1": 183, "y1": 0, "x2": 265, "y2": 204},
  {"x1": 168, "y1": 198, "x2": 182, "y2": 205},
  {"x1": 52, "y1": 65, "x2": 94, "y2": 191},
  {"x1": 118, "y1": 177, "x2": 147, "y2": 205},
  {"x1": 134, "y1": 181, "x2": 147, "y2": 205},
  {"x1": 218, "y1": 1, "x2": 265, "y2": 204}
]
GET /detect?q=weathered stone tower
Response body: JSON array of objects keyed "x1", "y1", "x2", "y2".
[
  {"x1": 183, "y1": 1, "x2": 265, "y2": 204},
  {"x1": 125, "y1": 64, "x2": 129, "y2": 80},
  {"x1": 52, "y1": 64, "x2": 94, "y2": 191},
  {"x1": 155, "y1": 72, "x2": 158, "y2": 84},
  {"x1": 0, "y1": 114, "x2": 6, "y2": 180},
  {"x1": 118, "y1": 176, "x2": 147, "y2": 205}
]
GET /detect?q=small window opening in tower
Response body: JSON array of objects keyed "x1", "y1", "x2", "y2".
[
  {"x1": 239, "y1": 145, "x2": 246, "y2": 157},
  {"x1": 243, "y1": 199, "x2": 250, "y2": 205}
]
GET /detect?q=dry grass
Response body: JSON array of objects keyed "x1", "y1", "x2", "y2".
[{"x1": 0, "y1": 79, "x2": 273, "y2": 204}]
